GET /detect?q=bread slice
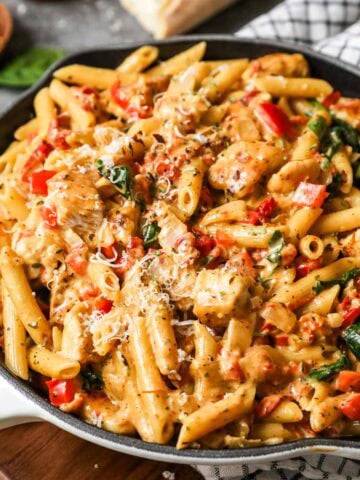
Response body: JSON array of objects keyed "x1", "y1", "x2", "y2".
[{"x1": 121, "y1": 0, "x2": 237, "y2": 38}]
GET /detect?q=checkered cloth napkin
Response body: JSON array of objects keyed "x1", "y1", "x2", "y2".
[{"x1": 195, "y1": 0, "x2": 360, "y2": 479}]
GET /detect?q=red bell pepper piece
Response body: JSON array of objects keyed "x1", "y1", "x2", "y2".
[
  {"x1": 340, "y1": 393, "x2": 360, "y2": 420},
  {"x1": 94, "y1": 297, "x2": 113, "y2": 314},
  {"x1": 257, "y1": 197, "x2": 277, "y2": 219},
  {"x1": 295, "y1": 257, "x2": 321, "y2": 279},
  {"x1": 39, "y1": 204, "x2": 57, "y2": 228},
  {"x1": 322, "y1": 90, "x2": 341, "y2": 109},
  {"x1": 240, "y1": 89, "x2": 260, "y2": 105},
  {"x1": 256, "y1": 102, "x2": 293, "y2": 137},
  {"x1": 275, "y1": 334, "x2": 289, "y2": 346},
  {"x1": 127, "y1": 236, "x2": 143, "y2": 249},
  {"x1": 342, "y1": 307, "x2": 360, "y2": 328},
  {"x1": 195, "y1": 234, "x2": 216, "y2": 257},
  {"x1": 66, "y1": 250, "x2": 88, "y2": 276},
  {"x1": 255, "y1": 395, "x2": 283, "y2": 418},
  {"x1": 335, "y1": 371, "x2": 360, "y2": 392},
  {"x1": 21, "y1": 141, "x2": 54, "y2": 182},
  {"x1": 215, "y1": 230, "x2": 235, "y2": 248},
  {"x1": 293, "y1": 182, "x2": 329, "y2": 208},
  {"x1": 46, "y1": 379, "x2": 77, "y2": 407},
  {"x1": 29, "y1": 170, "x2": 57, "y2": 195}
]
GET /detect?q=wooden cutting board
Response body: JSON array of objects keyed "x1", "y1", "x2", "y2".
[{"x1": 0, "y1": 423, "x2": 203, "y2": 480}]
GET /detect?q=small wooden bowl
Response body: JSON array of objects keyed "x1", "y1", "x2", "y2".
[{"x1": 0, "y1": 3, "x2": 13, "y2": 55}]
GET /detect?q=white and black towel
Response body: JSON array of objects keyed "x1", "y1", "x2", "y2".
[{"x1": 195, "y1": 0, "x2": 360, "y2": 479}]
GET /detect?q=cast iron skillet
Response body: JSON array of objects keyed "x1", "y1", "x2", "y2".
[{"x1": 1, "y1": 36, "x2": 360, "y2": 465}]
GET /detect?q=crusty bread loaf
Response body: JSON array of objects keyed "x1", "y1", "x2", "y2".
[{"x1": 121, "y1": 0, "x2": 237, "y2": 38}]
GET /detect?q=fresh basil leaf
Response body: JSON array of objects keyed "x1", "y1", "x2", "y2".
[
  {"x1": 333, "y1": 117, "x2": 360, "y2": 153},
  {"x1": 96, "y1": 159, "x2": 132, "y2": 199},
  {"x1": 0, "y1": 47, "x2": 64, "y2": 87},
  {"x1": 80, "y1": 366, "x2": 103, "y2": 392},
  {"x1": 343, "y1": 319, "x2": 360, "y2": 360},
  {"x1": 142, "y1": 221, "x2": 160, "y2": 246},
  {"x1": 313, "y1": 268, "x2": 360, "y2": 294},
  {"x1": 267, "y1": 230, "x2": 285, "y2": 266},
  {"x1": 308, "y1": 352, "x2": 350, "y2": 381},
  {"x1": 308, "y1": 116, "x2": 327, "y2": 140}
]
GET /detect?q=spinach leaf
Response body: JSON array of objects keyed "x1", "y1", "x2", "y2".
[
  {"x1": 142, "y1": 221, "x2": 160, "y2": 246},
  {"x1": 80, "y1": 366, "x2": 104, "y2": 392},
  {"x1": 333, "y1": 118, "x2": 360, "y2": 153},
  {"x1": 96, "y1": 159, "x2": 132, "y2": 199},
  {"x1": 313, "y1": 268, "x2": 360, "y2": 294},
  {"x1": 0, "y1": 48, "x2": 64, "y2": 87},
  {"x1": 308, "y1": 352, "x2": 350, "y2": 381},
  {"x1": 343, "y1": 319, "x2": 360, "y2": 360},
  {"x1": 267, "y1": 230, "x2": 285, "y2": 266},
  {"x1": 308, "y1": 116, "x2": 327, "y2": 140}
]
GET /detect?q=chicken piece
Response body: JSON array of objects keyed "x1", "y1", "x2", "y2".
[
  {"x1": 240, "y1": 345, "x2": 285, "y2": 384},
  {"x1": 154, "y1": 92, "x2": 209, "y2": 131},
  {"x1": 243, "y1": 53, "x2": 309, "y2": 81},
  {"x1": 209, "y1": 141, "x2": 285, "y2": 198},
  {"x1": 47, "y1": 170, "x2": 104, "y2": 239},
  {"x1": 221, "y1": 105, "x2": 260, "y2": 142},
  {"x1": 268, "y1": 158, "x2": 320, "y2": 194},
  {"x1": 193, "y1": 268, "x2": 248, "y2": 326}
]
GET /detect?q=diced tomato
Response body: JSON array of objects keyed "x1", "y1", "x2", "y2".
[
  {"x1": 295, "y1": 257, "x2": 321, "y2": 279},
  {"x1": 29, "y1": 170, "x2": 57, "y2": 195},
  {"x1": 66, "y1": 249, "x2": 88, "y2": 275},
  {"x1": 275, "y1": 334, "x2": 289, "y2": 346},
  {"x1": 336, "y1": 371, "x2": 360, "y2": 392},
  {"x1": 290, "y1": 115, "x2": 308, "y2": 126},
  {"x1": 260, "y1": 322, "x2": 274, "y2": 332},
  {"x1": 127, "y1": 237, "x2": 143, "y2": 250},
  {"x1": 322, "y1": 90, "x2": 341, "y2": 109},
  {"x1": 340, "y1": 393, "x2": 360, "y2": 420},
  {"x1": 243, "y1": 210, "x2": 261, "y2": 225},
  {"x1": 21, "y1": 141, "x2": 54, "y2": 181},
  {"x1": 82, "y1": 85, "x2": 98, "y2": 97},
  {"x1": 255, "y1": 395, "x2": 283, "y2": 418},
  {"x1": 47, "y1": 119, "x2": 70, "y2": 150},
  {"x1": 244, "y1": 197, "x2": 277, "y2": 225},
  {"x1": 293, "y1": 182, "x2": 329, "y2": 208},
  {"x1": 155, "y1": 161, "x2": 180, "y2": 181},
  {"x1": 127, "y1": 104, "x2": 153, "y2": 120},
  {"x1": 257, "y1": 197, "x2": 277, "y2": 219},
  {"x1": 240, "y1": 89, "x2": 260, "y2": 105},
  {"x1": 256, "y1": 102, "x2": 293, "y2": 138},
  {"x1": 342, "y1": 307, "x2": 360, "y2": 328},
  {"x1": 39, "y1": 204, "x2": 57, "y2": 228},
  {"x1": 219, "y1": 347, "x2": 243, "y2": 381},
  {"x1": 46, "y1": 379, "x2": 77, "y2": 407},
  {"x1": 79, "y1": 284, "x2": 101, "y2": 300},
  {"x1": 215, "y1": 230, "x2": 235, "y2": 248},
  {"x1": 101, "y1": 244, "x2": 118, "y2": 260},
  {"x1": 194, "y1": 234, "x2": 216, "y2": 257},
  {"x1": 339, "y1": 297, "x2": 351, "y2": 311},
  {"x1": 94, "y1": 297, "x2": 113, "y2": 314}
]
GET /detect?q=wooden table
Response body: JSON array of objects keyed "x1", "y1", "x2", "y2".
[{"x1": 0, "y1": 423, "x2": 203, "y2": 480}]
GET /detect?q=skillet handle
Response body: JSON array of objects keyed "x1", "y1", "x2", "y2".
[{"x1": 0, "y1": 376, "x2": 43, "y2": 429}]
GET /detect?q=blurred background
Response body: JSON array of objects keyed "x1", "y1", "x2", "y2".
[{"x1": 0, "y1": 0, "x2": 280, "y2": 111}]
